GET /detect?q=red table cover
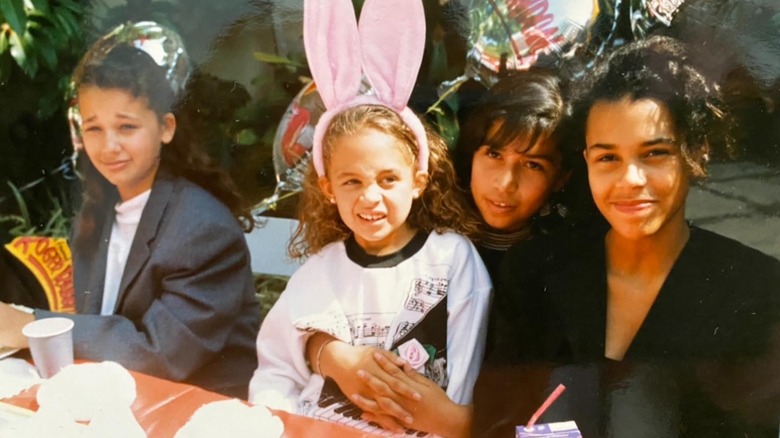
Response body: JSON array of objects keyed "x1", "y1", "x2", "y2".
[{"x1": 2, "y1": 368, "x2": 369, "y2": 437}]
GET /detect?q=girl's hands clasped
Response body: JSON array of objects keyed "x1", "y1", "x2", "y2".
[
  {"x1": 309, "y1": 332, "x2": 471, "y2": 437},
  {"x1": 308, "y1": 332, "x2": 420, "y2": 432},
  {"x1": 353, "y1": 352, "x2": 472, "y2": 438}
]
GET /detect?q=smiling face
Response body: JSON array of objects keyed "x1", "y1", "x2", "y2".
[
  {"x1": 319, "y1": 128, "x2": 427, "y2": 255},
  {"x1": 470, "y1": 123, "x2": 565, "y2": 232},
  {"x1": 78, "y1": 86, "x2": 176, "y2": 201},
  {"x1": 584, "y1": 97, "x2": 693, "y2": 241}
]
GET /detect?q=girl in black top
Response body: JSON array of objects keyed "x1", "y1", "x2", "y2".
[{"x1": 476, "y1": 36, "x2": 780, "y2": 437}]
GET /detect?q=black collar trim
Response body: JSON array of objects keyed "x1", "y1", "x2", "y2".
[{"x1": 345, "y1": 231, "x2": 429, "y2": 268}]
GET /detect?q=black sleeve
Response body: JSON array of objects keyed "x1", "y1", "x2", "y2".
[{"x1": 489, "y1": 237, "x2": 559, "y2": 364}]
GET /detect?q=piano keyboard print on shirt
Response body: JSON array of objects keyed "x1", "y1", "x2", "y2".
[{"x1": 313, "y1": 377, "x2": 428, "y2": 436}]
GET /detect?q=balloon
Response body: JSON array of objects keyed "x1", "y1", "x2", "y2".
[
  {"x1": 464, "y1": 0, "x2": 600, "y2": 87},
  {"x1": 249, "y1": 80, "x2": 323, "y2": 218},
  {"x1": 431, "y1": 0, "x2": 690, "y2": 107},
  {"x1": 427, "y1": 0, "x2": 606, "y2": 113},
  {"x1": 272, "y1": 80, "x2": 324, "y2": 184},
  {"x1": 252, "y1": 79, "x2": 371, "y2": 217},
  {"x1": 629, "y1": 0, "x2": 687, "y2": 39},
  {"x1": 67, "y1": 21, "x2": 191, "y2": 153}
]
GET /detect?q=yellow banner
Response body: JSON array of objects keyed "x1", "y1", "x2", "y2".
[{"x1": 5, "y1": 237, "x2": 75, "y2": 313}]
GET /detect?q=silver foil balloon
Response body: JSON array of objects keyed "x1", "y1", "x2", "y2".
[
  {"x1": 465, "y1": 0, "x2": 599, "y2": 86},
  {"x1": 251, "y1": 81, "x2": 323, "y2": 218},
  {"x1": 252, "y1": 79, "x2": 371, "y2": 217},
  {"x1": 67, "y1": 21, "x2": 191, "y2": 153},
  {"x1": 431, "y1": 0, "x2": 602, "y2": 110},
  {"x1": 272, "y1": 80, "x2": 324, "y2": 187},
  {"x1": 630, "y1": 0, "x2": 687, "y2": 39}
]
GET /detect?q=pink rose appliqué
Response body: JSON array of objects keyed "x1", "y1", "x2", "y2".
[{"x1": 397, "y1": 339, "x2": 430, "y2": 372}]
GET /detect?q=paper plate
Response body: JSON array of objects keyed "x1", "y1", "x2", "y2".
[{"x1": 36, "y1": 361, "x2": 136, "y2": 422}]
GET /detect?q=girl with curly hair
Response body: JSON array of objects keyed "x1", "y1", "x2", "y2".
[
  {"x1": 250, "y1": 2, "x2": 490, "y2": 436},
  {"x1": 251, "y1": 102, "x2": 491, "y2": 436}
]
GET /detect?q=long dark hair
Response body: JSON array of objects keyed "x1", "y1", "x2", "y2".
[
  {"x1": 455, "y1": 68, "x2": 572, "y2": 190},
  {"x1": 454, "y1": 68, "x2": 596, "y2": 231},
  {"x1": 72, "y1": 46, "x2": 253, "y2": 251}
]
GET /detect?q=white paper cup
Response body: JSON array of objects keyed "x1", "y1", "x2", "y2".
[{"x1": 22, "y1": 317, "x2": 75, "y2": 379}]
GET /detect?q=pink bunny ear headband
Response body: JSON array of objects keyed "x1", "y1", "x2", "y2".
[{"x1": 304, "y1": 0, "x2": 429, "y2": 177}]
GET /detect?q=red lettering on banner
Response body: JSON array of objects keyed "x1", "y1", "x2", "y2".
[
  {"x1": 34, "y1": 239, "x2": 65, "y2": 272},
  {"x1": 505, "y1": 0, "x2": 561, "y2": 59},
  {"x1": 10, "y1": 236, "x2": 34, "y2": 252},
  {"x1": 6, "y1": 236, "x2": 75, "y2": 313},
  {"x1": 53, "y1": 268, "x2": 75, "y2": 309},
  {"x1": 22, "y1": 252, "x2": 58, "y2": 296}
]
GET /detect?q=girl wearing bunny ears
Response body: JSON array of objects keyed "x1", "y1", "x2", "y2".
[{"x1": 249, "y1": 0, "x2": 491, "y2": 436}]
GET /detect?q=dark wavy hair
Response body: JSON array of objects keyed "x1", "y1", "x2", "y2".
[
  {"x1": 72, "y1": 46, "x2": 253, "y2": 251},
  {"x1": 455, "y1": 68, "x2": 573, "y2": 190},
  {"x1": 289, "y1": 105, "x2": 479, "y2": 258},
  {"x1": 453, "y1": 68, "x2": 596, "y2": 231},
  {"x1": 570, "y1": 35, "x2": 735, "y2": 178}
]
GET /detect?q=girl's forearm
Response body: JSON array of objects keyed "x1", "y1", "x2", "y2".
[
  {"x1": 434, "y1": 402, "x2": 472, "y2": 438},
  {"x1": 305, "y1": 331, "x2": 338, "y2": 376}
]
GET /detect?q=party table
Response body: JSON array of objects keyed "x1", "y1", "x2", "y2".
[{"x1": 1, "y1": 364, "x2": 368, "y2": 438}]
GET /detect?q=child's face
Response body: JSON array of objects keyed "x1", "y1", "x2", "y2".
[
  {"x1": 584, "y1": 97, "x2": 691, "y2": 241},
  {"x1": 470, "y1": 125, "x2": 565, "y2": 232},
  {"x1": 78, "y1": 86, "x2": 175, "y2": 201},
  {"x1": 319, "y1": 128, "x2": 427, "y2": 256}
]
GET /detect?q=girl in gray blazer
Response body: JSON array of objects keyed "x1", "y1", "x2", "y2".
[{"x1": 0, "y1": 44, "x2": 260, "y2": 398}]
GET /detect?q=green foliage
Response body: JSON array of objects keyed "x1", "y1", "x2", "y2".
[
  {"x1": 227, "y1": 49, "x2": 313, "y2": 209},
  {"x1": 0, "y1": 181, "x2": 71, "y2": 238},
  {"x1": 0, "y1": 0, "x2": 86, "y2": 82},
  {"x1": 253, "y1": 51, "x2": 303, "y2": 68},
  {"x1": 254, "y1": 274, "x2": 287, "y2": 319}
]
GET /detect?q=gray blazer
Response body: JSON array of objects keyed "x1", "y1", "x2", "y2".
[{"x1": 38, "y1": 171, "x2": 260, "y2": 397}]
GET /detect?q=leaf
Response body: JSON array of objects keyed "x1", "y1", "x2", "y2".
[
  {"x1": 56, "y1": 0, "x2": 84, "y2": 14},
  {"x1": 6, "y1": 181, "x2": 31, "y2": 226},
  {"x1": 40, "y1": 23, "x2": 66, "y2": 51},
  {"x1": 0, "y1": 31, "x2": 8, "y2": 54},
  {"x1": 423, "y1": 344, "x2": 437, "y2": 364},
  {"x1": 42, "y1": 206, "x2": 64, "y2": 236},
  {"x1": 432, "y1": 106, "x2": 460, "y2": 149},
  {"x1": 0, "y1": 0, "x2": 27, "y2": 35},
  {"x1": 28, "y1": 0, "x2": 50, "y2": 14},
  {"x1": 253, "y1": 52, "x2": 303, "y2": 67},
  {"x1": 52, "y1": 7, "x2": 78, "y2": 38},
  {"x1": 21, "y1": 29, "x2": 38, "y2": 76},
  {"x1": 8, "y1": 31, "x2": 30, "y2": 75},
  {"x1": 0, "y1": 215, "x2": 29, "y2": 237},
  {"x1": 236, "y1": 128, "x2": 259, "y2": 146},
  {"x1": 27, "y1": 12, "x2": 55, "y2": 28},
  {"x1": 37, "y1": 37, "x2": 57, "y2": 70}
]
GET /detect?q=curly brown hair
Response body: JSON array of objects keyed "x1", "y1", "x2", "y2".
[
  {"x1": 570, "y1": 35, "x2": 736, "y2": 179},
  {"x1": 288, "y1": 105, "x2": 479, "y2": 259}
]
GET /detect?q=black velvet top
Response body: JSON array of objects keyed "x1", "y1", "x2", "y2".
[{"x1": 473, "y1": 223, "x2": 780, "y2": 438}]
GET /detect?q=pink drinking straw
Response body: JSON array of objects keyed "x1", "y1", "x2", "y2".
[{"x1": 526, "y1": 384, "x2": 567, "y2": 428}]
